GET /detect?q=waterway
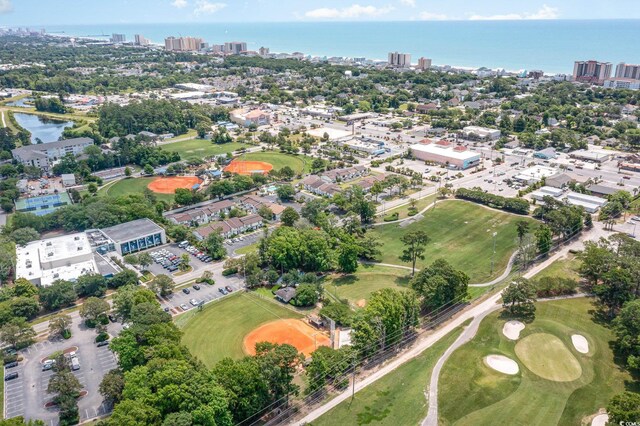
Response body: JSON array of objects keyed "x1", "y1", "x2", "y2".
[{"x1": 12, "y1": 112, "x2": 74, "y2": 144}]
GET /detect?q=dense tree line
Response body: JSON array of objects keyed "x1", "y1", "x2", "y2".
[{"x1": 455, "y1": 187, "x2": 530, "y2": 215}]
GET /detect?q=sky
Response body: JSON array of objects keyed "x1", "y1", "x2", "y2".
[{"x1": 1, "y1": 0, "x2": 640, "y2": 25}]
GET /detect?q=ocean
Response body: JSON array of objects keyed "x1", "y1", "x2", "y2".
[{"x1": 38, "y1": 20, "x2": 640, "y2": 74}]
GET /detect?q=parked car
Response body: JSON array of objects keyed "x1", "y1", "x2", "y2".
[
  {"x1": 4, "y1": 361, "x2": 18, "y2": 369},
  {"x1": 193, "y1": 285, "x2": 201, "y2": 290},
  {"x1": 4, "y1": 372, "x2": 18, "y2": 381},
  {"x1": 182, "y1": 288, "x2": 191, "y2": 294},
  {"x1": 96, "y1": 341, "x2": 109, "y2": 347},
  {"x1": 225, "y1": 286, "x2": 233, "y2": 293},
  {"x1": 180, "y1": 304, "x2": 189, "y2": 310},
  {"x1": 190, "y1": 298, "x2": 199, "y2": 306}
]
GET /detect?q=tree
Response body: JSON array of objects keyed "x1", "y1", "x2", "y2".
[
  {"x1": 613, "y1": 300, "x2": 640, "y2": 371},
  {"x1": 535, "y1": 224, "x2": 552, "y2": 255},
  {"x1": 594, "y1": 267, "x2": 635, "y2": 318},
  {"x1": 280, "y1": 207, "x2": 299, "y2": 227},
  {"x1": 87, "y1": 183, "x2": 98, "y2": 195},
  {"x1": 293, "y1": 283, "x2": 320, "y2": 307},
  {"x1": 150, "y1": 274, "x2": 175, "y2": 297},
  {"x1": 607, "y1": 392, "x2": 640, "y2": 424},
  {"x1": 39, "y1": 280, "x2": 77, "y2": 311},
  {"x1": 143, "y1": 164, "x2": 154, "y2": 175},
  {"x1": 410, "y1": 259, "x2": 469, "y2": 311},
  {"x1": 112, "y1": 285, "x2": 158, "y2": 321},
  {"x1": 75, "y1": 274, "x2": 107, "y2": 298},
  {"x1": 276, "y1": 184, "x2": 296, "y2": 201},
  {"x1": 337, "y1": 242, "x2": 359, "y2": 274},
  {"x1": 254, "y1": 342, "x2": 304, "y2": 402},
  {"x1": 79, "y1": 297, "x2": 110, "y2": 326},
  {"x1": 399, "y1": 231, "x2": 430, "y2": 276},
  {"x1": 319, "y1": 302, "x2": 354, "y2": 327},
  {"x1": 48, "y1": 369, "x2": 82, "y2": 426},
  {"x1": 124, "y1": 167, "x2": 132, "y2": 177},
  {"x1": 9, "y1": 227, "x2": 39, "y2": 246},
  {"x1": 48, "y1": 314, "x2": 72, "y2": 339},
  {"x1": 99, "y1": 369, "x2": 125, "y2": 405},
  {"x1": 279, "y1": 166, "x2": 296, "y2": 181},
  {"x1": 179, "y1": 253, "x2": 190, "y2": 271},
  {"x1": 123, "y1": 254, "x2": 139, "y2": 266},
  {"x1": 204, "y1": 231, "x2": 227, "y2": 260},
  {"x1": 137, "y1": 252, "x2": 153, "y2": 271},
  {"x1": 0, "y1": 318, "x2": 35, "y2": 349},
  {"x1": 516, "y1": 220, "x2": 530, "y2": 245},
  {"x1": 258, "y1": 205, "x2": 274, "y2": 220},
  {"x1": 502, "y1": 278, "x2": 536, "y2": 320}
]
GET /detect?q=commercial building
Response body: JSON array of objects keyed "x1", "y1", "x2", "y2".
[
  {"x1": 334, "y1": 137, "x2": 386, "y2": 156},
  {"x1": 12, "y1": 137, "x2": 94, "y2": 171},
  {"x1": 410, "y1": 141, "x2": 481, "y2": 170},
  {"x1": 164, "y1": 36, "x2": 204, "y2": 52},
  {"x1": 573, "y1": 60, "x2": 612, "y2": 85},
  {"x1": 513, "y1": 165, "x2": 557, "y2": 185},
  {"x1": 388, "y1": 52, "x2": 411, "y2": 68},
  {"x1": 230, "y1": 108, "x2": 270, "y2": 127},
  {"x1": 461, "y1": 126, "x2": 501, "y2": 141},
  {"x1": 110, "y1": 33, "x2": 126, "y2": 43},
  {"x1": 569, "y1": 149, "x2": 612, "y2": 163},
  {"x1": 225, "y1": 41, "x2": 247, "y2": 54},
  {"x1": 530, "y1": 186, "x2": 565, "y2": 201},
  {"x1": 100, "y1": 218, "x2": 166, "y2": 256},
  {"x1": 603, "y1": 79, "x2": 640, "y2": 90},
  {"x1": 417, "y1": 57, "x2": 432, "y2": 71},
  {"x1": 565, "y1": 191, "x2": 607, "y2": 213},
  {"x1": 15, "y1": 233, "x2": 115, "y2": 287}
]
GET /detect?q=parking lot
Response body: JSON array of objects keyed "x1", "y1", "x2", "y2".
[
  {"x1": 146, "y1": 243, "x2": 212, "y2": 277},
  {"x1": 4, "y1": 319, "x2": 122, "y2": 424}
]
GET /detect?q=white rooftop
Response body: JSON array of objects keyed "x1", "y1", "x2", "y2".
[
  {"x1": 410, "y1": 143, "x2": 481, "y2": 161},
  {"x1": 514, "y1": 165, "x2": 557, "y2": 182}
]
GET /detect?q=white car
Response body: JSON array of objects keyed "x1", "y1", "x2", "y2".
[{"x1": 190, "y1": 299, "x2": 200, "y2": 306}]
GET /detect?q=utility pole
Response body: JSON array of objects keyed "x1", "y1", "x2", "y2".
[
  {"x1": 490, "y1": 232, "x2": 497, "y2": 276},
  {"x1": 351, "y1": 361, "x2": 356, "y2": 401}
]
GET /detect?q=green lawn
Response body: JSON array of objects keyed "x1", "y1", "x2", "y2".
[
  {"x1": 377, "y1": 194, "x2": 437, "y2": 223},
  {"x1": 239, "y1": 151, "x2": 313, "y2": 174},
  {"x1": 100, "y1": 177, "x2": 174, "y2": 202},
  {"x1": 533, "y1": 254, "x2": 581, "y2": 281},
  {"x1": 438, "y1": 298, "x2": 635, "y2": 426},
  {"x1": 311, "y1": 327, "x2": 463, "y2": 426},
  {"x1": 177, "y1": 292, "x2": 302, "y2": 367},
  {"x1": 370, "y1": 200, "x2": 536, "y2": 283},
  {"x1": 161, "y1": 139, "x2": 249, "y2": 160},
  {"x1": 235, "y1": 242, "x2": 259, "y2": 255},
  {"x1": 324, "y1": 265, "x2": 411, "y2": 305}
]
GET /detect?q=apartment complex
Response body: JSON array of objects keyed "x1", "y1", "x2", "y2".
[
  {"x1": 388, "y1": 52, "x2": 411, "y2": 68},
  {"x1": 573, "y1": 60, "x2": 612, "y2": 85},
  {"x1": 164, "y1": 36, "x2": 204, "y2": 52},
  {"x1": 110, "y1": 33, "x2": 126, "y2": 43},
  {"x1": 11, "y1": 137, "x2": 94, "y2": 171},
  {"x1": 225, "y1": 41, "x2": 247, "y2": 54},
  {"x1": 417, "y1": 57, "x2": 432, "y2": 71},
  {"x1": 615, "y1": 63, "x2": 640, "y2": 80},
  {"x1": 134, "y1": 34, "x2": 149, "y2": 46}
]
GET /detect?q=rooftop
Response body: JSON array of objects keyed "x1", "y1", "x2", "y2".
[{"x1": 101, "y1": 218, "x2": 164, "y2": 243}]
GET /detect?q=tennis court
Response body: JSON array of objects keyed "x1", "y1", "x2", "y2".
[{"x1": 15, "y1": 192, "x2": 72, "y2": 216}]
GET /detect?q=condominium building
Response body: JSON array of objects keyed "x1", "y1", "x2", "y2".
[
  {"x1": 259, "y1": 46, "x2": 270, "y2": 56},
  {"x1": 615, "y1": 63, "x2": 640, "y2": 80},
  {"x1": 573, "y1": 60, "x2": 612, "y2": 85},
  {"x1": 111, "y1": 33, "x2": 126, "y2": 43},
  {"x1": 164, "y1": 36, "x2": 204, "y2": 52},
  {"x1": 225, "y1": 41, "x2": 247, "y2": 54},
  {"x1": 134, "y1": 34, "x2": 149, "y2": 46},
  {"x1": 388, "y1": 52, "x2": 411, "y2": 68},
  {"x1": 12, "y1": 137, "x2": 94, "y2": 171},
  {"x1": 417, "y1": 57, "x2": 432, "y2": 71}
]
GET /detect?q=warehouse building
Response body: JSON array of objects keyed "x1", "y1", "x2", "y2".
[
  {"x1": 100, "y1": 218, "x2": 166, "y2": 256},
  {"x1": 410, "y1": 141, "x2": 481, "y2": 170}
]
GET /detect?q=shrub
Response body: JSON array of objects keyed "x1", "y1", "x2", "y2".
[
  {"x1": 407, "y1": 207, "x2": 418, "y2": 216},
  {"x1": 222, "y1": 268, "x2": 238, "y2": 276},
  {"x1": 456, "y1": 187, "x2": 530, "y2": 215},
  {"x1": 383, "y1": 212, "x2": 399, "y2": 222},
  {"x1": 534, "y1": 277, "x2": 578, "y2": 298},
  {"x1": 95, "y1": 332, "x2": 109, "y2": 343}
]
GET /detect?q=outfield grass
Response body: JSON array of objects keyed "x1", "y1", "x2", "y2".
[
  {"x1": 177, "y1": 292, "x2": 302, "y2": 367},
  {"x1": 439, "y1": 298, "x2": 634, "y2": 426},
  {"x1": 370, "y1": 200, "x2": 536, "y2": 283},
  {"x1": 311, "y1": 327, "x2": 463, "y2": 426},
  {"x1": 162, "y1": 139, "x2": 249, "y2": 159},
  {"x1": 324, "y1": 265, "x2": 411, "y2": 305},
  {"x1": 533, "y1": 254, "x2": 581, "y2": 281},
  {"x1": 239, "y1": 151, "x2": 313, "y2": 174},
  {"x1": 100, "y1": 177, "x2": 174, "y2": 202}
]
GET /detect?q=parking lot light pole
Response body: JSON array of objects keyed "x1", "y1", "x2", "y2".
[{"x1": 490, "y1": 232, "x2": 497, "y2": 276}]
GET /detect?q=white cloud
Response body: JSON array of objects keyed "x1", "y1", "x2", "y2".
[
  {"x1": 419, "y1": 11, "x2": 448, "y2": 20},
  {"x1": 400, "y1": 0, "x2": 416, "y2": 7},
  {"x1": 171, "y1": 0, "x2": 188, "y2": 9},
  {"x1": 469, "y1": 4, "x2": 559, "y2": 20},
  {"x1": 305, "y1": 4, "x2": 395, "y2": 19},
  {"x1": 194, "y1": 0, "x2": 227, "y2": 15},
  {"x1": 0, "y1": 0, "x2": 13, "y2": 14}
]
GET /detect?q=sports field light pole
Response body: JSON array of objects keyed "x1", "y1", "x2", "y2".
[{"x1": 490, "y1": 231, "x2": 497, "y2": 276}]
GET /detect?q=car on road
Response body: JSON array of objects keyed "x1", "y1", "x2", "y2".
[
  {"x1": 182, "y1": 288, "x2": 191, "y2": 294},
  {"x1": 4, "y1": 372, "x2": 18, "y2": 381},
  {"x1": 4, "y1": 361, "x2": 18, "y2": 369},
  {"x1": 96, "y1": 341, "x2": 109, "y2": 347},
  {"x1": 225, "y1": 286, "x2": 233, "y2": 293},
  {"x1": 180, "y1": 304, "x2": 189, "y2": 311}
]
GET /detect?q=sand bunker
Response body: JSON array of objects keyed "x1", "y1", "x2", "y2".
[
  {"x1": 502, "y1": 321, "x2": 525, "y2": 340},
  {"x1": 591, "y1": 414, "x2": 608, "y2": 426},
  {"x1": 571, "y1": 334, "x2": 589, "y2": 354},
  {"x1": 485, "y1": 355, "x2": 519, "y2": 375}
]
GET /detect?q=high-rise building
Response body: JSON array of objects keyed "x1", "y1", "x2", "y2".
[
  {"x1": 164, "y1": 36, "x2": 204, "y2": 52},
  {"x1": 259, "y1": 46, "x2": 270, "y2": 56},
  {"x1": 615, "y1": 63, "x2": 640, "y2": 80},
  {"x1": 417, "y1": 57, "x2": 432, "y2": 70},
  {"x1": 573, "y1": 60, "x2": 612, "y2": 85},
  {"x1": 388, "y1": 52, "x2": 411, "y2": 68},
  {"x1": 224, "y1": 42, "x2": 247, "y2": 54},
  {"x1": 111, "y1": 33, "x2": 126, "y2": 43},
  {"x1": 134, "y1": 34, "x2": 149, "y2": 46}
]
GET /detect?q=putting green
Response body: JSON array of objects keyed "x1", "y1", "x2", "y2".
[{"x1": 515, "y1": 333, "x2": 582, "y2": 382}]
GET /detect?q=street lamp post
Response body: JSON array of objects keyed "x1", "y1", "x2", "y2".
[{"x1": 490, "y1": 232, "x2": 497, "y2": 276}]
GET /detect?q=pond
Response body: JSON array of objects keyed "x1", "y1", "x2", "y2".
[
  {"x1": 5, "y1": 97, "x2": 33, "y2": 107},
  {"x1": 13, "y1": 113, "x2": 74, "y2": 144}
]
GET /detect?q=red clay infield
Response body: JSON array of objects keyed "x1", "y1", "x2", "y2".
[
  {"x1": 224, "y1": 160, "x2": 273, "y2": 176},
  {"x1": 147, "y1": 176, "x2": 202, "y2": 194},
  {"x1": 243, "y1": 319, "x2": 331, "y2": 357}
]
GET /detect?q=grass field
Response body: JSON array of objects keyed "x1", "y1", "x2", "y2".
[
  {"x1": 177, "y1": 292, "x2": 302, "y2": 367},
  {"x1": 311, "y1": 327, "x2": 463, "y2": 426},
  {"x1": 238, "y1": 151, "x2": 313, "y2": 174},
  {"x1": 533, "y1": 254, "x2": 581, "y2": 281},
  {"x1": 377, "y1": 194, "x2": 437, "y2": 223},
  {"x1": 235, "y1": 242, "x2": 258, "y2": 255},
  {"x1": 99, "y1": 177, "x2": 175, "y2": 202},
  {"x1": 324, "y1": 265, "x2": 410, "y2": 305},
  {"x1": 162, "y1": 139, "x2": 249, "y2": 159},
  {"x1": 438, "y1": 298, "x2": 635, "y2": 426},
  {"x1": 370, "y1": 200, "x2": 536, "y2": 283}
]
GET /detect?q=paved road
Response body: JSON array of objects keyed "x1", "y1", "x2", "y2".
[
  {"x1": 0, "y1": 110, "x2": 6, "y2": 128},
  {"x1": 291, "y1": 224, "x2": 608, "y2": 426}
]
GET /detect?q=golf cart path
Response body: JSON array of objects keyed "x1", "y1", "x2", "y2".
[{"x1": 292, "y1": 225, "x2": 605, "y2": 426}]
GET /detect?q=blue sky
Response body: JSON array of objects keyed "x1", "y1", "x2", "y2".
[{"x1": 1, "y1": 0, "x2": 640, "y2": 25}]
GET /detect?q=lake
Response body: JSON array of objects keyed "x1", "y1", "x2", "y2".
[
  {"x1": 6, "y1": 97, "x2": 33, "y2": 107},
  {"x1": 13, "y1": 113, "x2": 74, "y2": 144}
]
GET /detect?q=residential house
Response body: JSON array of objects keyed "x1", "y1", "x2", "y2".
[{"x1": 193, "y1": 214, "x2": 263, "y2": 240}]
